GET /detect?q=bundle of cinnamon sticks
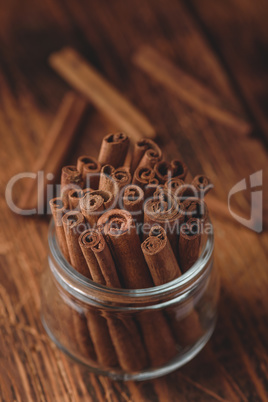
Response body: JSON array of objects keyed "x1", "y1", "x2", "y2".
[{"x1": 50, "y1": 132, "x2": 213, "y2": 372}]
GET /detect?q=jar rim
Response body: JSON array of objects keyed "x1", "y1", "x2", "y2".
[{"x1": 48, "y1": 218, "x2": 214, "y2": 304}]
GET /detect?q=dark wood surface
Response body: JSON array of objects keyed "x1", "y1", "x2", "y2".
[{"x1": 0, "y1": 0, "x2": 267, "y2": 400}]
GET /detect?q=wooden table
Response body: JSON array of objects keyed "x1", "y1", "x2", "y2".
[{"x1": 0, "y1": 0, "x2": 267, "y2": 400}]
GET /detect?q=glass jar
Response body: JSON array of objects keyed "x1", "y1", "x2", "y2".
[{"x1": 41, "y1": 220, "x2": 219, "y2": 381}]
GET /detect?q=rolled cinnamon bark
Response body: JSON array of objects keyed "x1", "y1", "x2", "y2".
[
  {"x1": 78, "y1": 229, "x2": 119, "y2": 368},
  {"x1": 122, "y1": 184, "x2": 144, "y2": 225},
  {"x1": 132, "y1": 139, "x2": 162, "y2": 172},
  {"x1": 89, "y1": 189, "x2": 114, "y2": 210},
  {"x1": 61, "y1": 165, "x2": 84, "y2": 206},
  {"x1": 144, "y1": 226, "x2": 204, "y2": 348},
  {"x1": 183, "y1": 197, "x2": 208, "y2": 222},
  {"x1": 62, "y1": 211, "x2": 90, "y2": 278},
  {"x1": 98, "y1": 209, "x2": 151, "y2": 288},
  {"x1": 179, "y1": 218, "x2": 202, "y2": 273},
  {"x1": 154, "y1": 160, "x2": 188, "y2": 184},
  {"x1": 192, "y1": 175, "x2": 213, "y2": 197},
  {"x1": 79, "y1": 228, "x2": 149, "y2": 371},
  {"x1": 143, "y1": 190, "x2": 185, "y2": 257},
  {"x1": 141, "y1": 225, "x2": 181, "y2": 285},
  {"x1": 68, "y1": 189, "x2": 84, "y2": 210},
  {"x1": 98, "y1": 209, "x2": 178, "y2": 367},
  {"x1": 89, "y1": 231, "x2": 121, "y2": 288},
  {"x1": 77, "y1": 155, "x2": 101, "y2": 190},
  {"x1": 49, "y1": 197, "x2": 70, "y2": 262},
  {"x1": 164, "y1": 178, "x2": 185, "y2": 194},
  {"x1": 132, "y1": 166, "x2": 157, "y2": 189},
  {"x1": 98, "y1": 165, "x2": 115, "y2": 194},
  {"x1": 79, "y1": 230, "x2": 105, "y2": 285},
  {"x1": 80, "y1": 193, "x2": 104, "y2": 227},
  {"x1": 112, "y1": 167, "x2": 132, "y2": 192},
  {"x1": 98, "y1": 133, "x2": 129, "y2": 168}
]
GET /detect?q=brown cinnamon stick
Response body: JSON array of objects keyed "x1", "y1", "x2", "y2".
[
  {"x1": 98, "y1": 133, "x2": 130, "y2": 168},
  {"x1": 79, "y1": 230, "x2": 106, "y2": 285},
  {"x1": 182, "y1": 197, "x2": 208, "y2": 223},
  {"x1": 98, "y1": 209, "x2": 178, "y2": 367},
  {"x1": 179, "y1": 218, "x2": 202, "y2": 273},
  {"x1": 62, "y1": 211, "x2": 90, "y2": 278},
  {"x1": 164, "y1": 178, "x2": 185, "y2": 194},
  {"x1": 141, "y1": 225, "x2": 181, "y2": 285},
  {"x1": 132, "y1": 166, "x2": 157, "y2": 190},
  {"x1": 49, "y1": 47, "x2": 156, "y2": 140},
  {"x1": 90, "y1": 189, "x2": 115, "y2": 210},
  {"x1": 99, "y1": 165, "x2": 131, "y2": 199},
  {"x1": 61, "y1": 166, "x2": 83, "y2": 206},
  {"x1": 143, "y1": 190, "x2": 185, "y2": 256},
  {"x1": 78, "y1": 229, "x2": 119, "y2": 368},
  {"x1": 98, "y1": 209, "x2": 151, "y2": 288},
  {"x1": 18, "y1": 92, "x2": 88, "y2": 210},
  {"x1": 80, "y1": 193, "x2": 104, "y2": 227},
  {"x1": 134, "y1": 46, "x2": 252, "y2": 136},
  {"x1": 49, "y1": 197, "x2": 70, "y2": 262},
  {"x1": 143, "y1": 225, "x2": 204, "y2": 348},
  {"x1": 77, "y1": 155, "x2": 101, "y2": 190},
  {"x1": 122, "y1": 184, "x2": 144, "y2": 225},
  {"x1": 154, "y1": 160, "x2": 188, "y2": 184},
  {"x1": 79, "y1": 228, "x2": 149, "y2": 371},
  {"x1": 68, "y1": 189, "x2": 84, "y2": 210},
  {"x1": 130, "y1": 138, "x2": 162, "y2": 173},
  {"x1": 192, "y1": 175, "x2": 213, "y2": 196}
]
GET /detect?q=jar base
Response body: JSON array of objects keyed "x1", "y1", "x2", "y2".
[{"x1": 42, "y1": 314, "x2": 216, "y2": 381}]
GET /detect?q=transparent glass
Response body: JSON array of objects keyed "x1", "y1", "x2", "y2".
[{"x1": 41, "y1": 220, "x2": 219, "y2": 381}]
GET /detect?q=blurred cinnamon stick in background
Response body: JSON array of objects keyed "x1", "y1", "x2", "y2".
[
  {"x1": 133, "y1": 46, "x2": 252, "y2": 136},
  {"x1": 49, "y1": 47, "x2": 156, "y2": 141},
  {"x1": 19, "y1": 92, "x2": 88, "y2": 211}
]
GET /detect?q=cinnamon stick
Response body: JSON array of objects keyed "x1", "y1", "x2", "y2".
[
  {"x1": 49, "y1": 47, "x2": 156, "y2": 140},
  {"x1": 143, "y1": 190, "x2": 185, "y2": 256},
  {"x1": 164, "y1": 178, "x2": 185, "y2": 194},
  {"x1": 61, "y1": 166, "x2": 83, "y2": 206},
  {"x1": 99, "y1": 165, "x2": 131, "y2": 199},
  {"x1": 79, "y1": 228, "x2": 149, "y2": 371},
  {"x1": 98, "y1": 133, "x2": 130, "y2": 168},
  {"x1": 122, "y1": 184, "x2": 144, "y2": 225},
  {"x1": 133, "y1": 46, "x2": 252, "y2": 136},
  {"x1": 98, "y1": 209, "x2": 151, "y2": 288},
  {"x1": 130, "y1": 138, "x2": 162, "y2": 173},
  {"x1": 192, "y1": 175, "x2": 213, "y2": 196},
  {"x1": 90, "y1": 189, "x2": 115, "y2": 210},
  {"x1": 79, "y1": 230, "x2": 106, "y2": 285},
  {"x1": 80, "y1": 193, "x2": 104, "y2": 227},
  {"x1": 141, "y1": 225, "x2": 181, "y2": 285},
  {"x1": 49, "y1": 197, "x2": 70, "y2": 262},
  {"x1": 77, "y1": 155, "x2": 101, "y2": 190},
  {"x1": 62, "y1": 211, "x2": 90, "y2": 278},
  {"x1": 132, "y1": 166, "x2": 157, "y2": 190},
  {"x1": 78, "y1": 229, "x2": 119, "y2": 368},
  {"x1": 143, "y1": 225, "x2": 204, "y2": 348},
  {"x1": 154, "y1": 160, "x2": 188, "y2": 184},
  {"x1": 98, "y1": 209, "x2": 178, "y2": 367},
  {"x1": 68, "y1": 189, "x2": 84, "y2": 210},
  {"x1": 18, "y1": 92, "x2": 88, "y2": 210},
  {"x1": 182, "y1": 197, "x2": 208, "y2": 223},
  {"x1": 179, "y1": 218, "x2": 202, "y2": 273}
]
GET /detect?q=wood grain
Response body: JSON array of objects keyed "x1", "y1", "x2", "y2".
[{"x1": 0, "y1": 0, "x2": 268, "y2": 401}]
